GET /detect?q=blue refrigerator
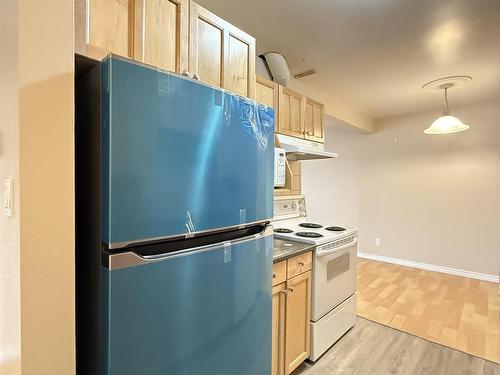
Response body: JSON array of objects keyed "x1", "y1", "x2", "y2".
[{"x1": 75, "y1": 55, "x2": 274, "y2": 375}]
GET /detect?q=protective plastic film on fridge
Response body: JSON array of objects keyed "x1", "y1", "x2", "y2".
[{"x1": 75, "y1": 55, "x2": 275, "y2": 375}]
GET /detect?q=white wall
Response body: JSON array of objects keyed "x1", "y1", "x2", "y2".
[
  {"x1": 303, "y1": 100, "x2": 500, "y2": 278},
  {"x1": 0, "y1": 0, "x2": 21, "y2": 373}
]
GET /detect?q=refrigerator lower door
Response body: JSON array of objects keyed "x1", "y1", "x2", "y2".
[{"x1": 101, "y1": 228, "x2": 273, "y2": 375}]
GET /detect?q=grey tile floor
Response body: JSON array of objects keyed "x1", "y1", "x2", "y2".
[{"x1": 293, "y1": 317, "x2": 500, "y2": 375}]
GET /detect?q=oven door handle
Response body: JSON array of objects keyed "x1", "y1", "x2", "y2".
[{"x1": 316, "y1": 238, "x2": 358, "y2": 258}]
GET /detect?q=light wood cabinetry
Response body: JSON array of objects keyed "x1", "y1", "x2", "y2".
[
  {"x1": 272, "y1": 283, "x2": 287, "y2": 375},
  {"x1": 304, "y1": 97, "x2": 325, "y2": 143},
  {"x1": 256, "y1": 76, "x2": 279, "y2": 132},
  {"x1": 272, "y1": 252, "x2": 312, "y2": 374},
  {"x1": 273, "y1": 260, "x2": 287, "y2": 286},
  {"x1": 189, "y1": 1, "x2": 256, "y2": 98},
  {"x1": 133, "y1": 0, "x2": 188, "y2": 73},
  {"x1": 286, "y1": 251, "x2": 312, "y2": 279},
  {"x1": 76, "y1": 0, "x2": 255, "y2": 97},
  {"x1": 278, "y1": 86, "x2": 305, "y2": 139},
  {"x1": 76, "y1": 0, "x2": 133, "y2": 60},
  {"x1": 285, "y1": 271, "x2": 312, "y2": 374}
]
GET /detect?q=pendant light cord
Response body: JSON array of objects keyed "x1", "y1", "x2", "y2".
[{"x1": 443, "y1": 87, "x2": 450, "y2": 115}]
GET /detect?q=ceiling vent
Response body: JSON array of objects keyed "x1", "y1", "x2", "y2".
[{"x1": 294, "y1": 70, "x2": 316, "y2": 79}]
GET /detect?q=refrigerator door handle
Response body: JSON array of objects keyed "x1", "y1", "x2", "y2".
[{"x1": 107, "y1": 225, "x2": 273, "y2": 270}]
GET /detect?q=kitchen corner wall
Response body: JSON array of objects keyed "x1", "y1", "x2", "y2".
[
  {"x1": 0, "y1": 1, "x2": 21, "y2": 374},
  {"x1": 18, "y1": 1, "x2": 76, "y2": 374},
  {"x1": 303, "y1": 100, "x2": 500, "y2": 277}
]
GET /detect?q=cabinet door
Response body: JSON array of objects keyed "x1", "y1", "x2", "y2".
[
  {"x1": 256, "y1": 76, "x2": 279, "y2": 132},
  {"x1": 224, "y1": 25, "x2": 256, "y2": 98},
  {"x1": 285, "y1": 271, "x2": 312, "y2": 374},
  {"x1": 189, "y1": 1, "x2": 256, "y2": 98},
  {"x1": 304, "y1": 97, "x2": 325, "y2": 143},
  {"x1": 133, "y1": 0, "x2": 188, "y2": 73},
  {"x1": 272, "y1": 283, "x2": 286, "y2": 375},
  {"x1": 279, "y1": 86, "x2": 305, "y2": 139},
  {"x1": 75, "y1": 0, "x2": 132, "y2": 60}
]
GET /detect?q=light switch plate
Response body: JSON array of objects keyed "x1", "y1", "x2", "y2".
[{"x1": 4, "y1": 177, "x2": 13, "y2": 218}]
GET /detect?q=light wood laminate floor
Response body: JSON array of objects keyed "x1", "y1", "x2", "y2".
[
  {"x1": 293, "y1": 317, "x2": 500, "y2": 375},
  {"x1": 357, "y1": 258, "x2": 500, "y2": 363}
]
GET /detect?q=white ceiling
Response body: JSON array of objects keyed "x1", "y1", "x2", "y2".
[{"x1": 195, "y1": 0, "x2": 500, "y2": 119}]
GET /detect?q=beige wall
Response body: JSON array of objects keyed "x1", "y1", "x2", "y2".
[
  {"x1": 0, "y1": 1, "x2": 21, "y2": 374},
  {"x1": 18, "y1": 0, "x2": 76, "y2": 374},
  {"x1": 303, "y1": 100, "x2": 500, "y2": 277}
]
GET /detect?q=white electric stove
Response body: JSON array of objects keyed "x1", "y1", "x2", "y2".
[{"x1": 273, "y1": 196, "x2": 358, "y2": 362}]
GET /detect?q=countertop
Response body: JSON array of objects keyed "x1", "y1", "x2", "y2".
[{"x1": 273, "y1": 237, "x2": 315, "y2": 263}]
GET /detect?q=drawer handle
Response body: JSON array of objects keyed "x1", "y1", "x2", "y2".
[
  {"x1": 299, "y1": 262, "x2": 305, "y2": 266},
  {"x1": 273, "y1": 273, "x2": 277, "y2": 279}
]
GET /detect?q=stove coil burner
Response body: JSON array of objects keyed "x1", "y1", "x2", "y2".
[
  {"x1": 325, "y1": 226, "x2": 346, "y2": 232},
  {"x1": 299, "y1": 223, "x2": 323, "y2": 229},
  {"x1": 274, "y1": 228, "x2": 294, "y2": 234},
  {"x1": 295, "y1": 232, "x2": 324, "y2": 238}
]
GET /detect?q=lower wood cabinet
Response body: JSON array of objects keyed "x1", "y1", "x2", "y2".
[
  {"x1": 272, "y1": 252, "x2": 312, "y2": 374},
  {"x1": 285, "y1": 271, "x2": 312, "y2": 374},
  {"x1": 272, "y1": 283, "x2": 286, "y2": 375}
]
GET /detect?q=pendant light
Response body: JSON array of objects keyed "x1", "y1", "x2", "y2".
[{"x1": 422, "y1": 76, "x2": 472, "y2": 135}]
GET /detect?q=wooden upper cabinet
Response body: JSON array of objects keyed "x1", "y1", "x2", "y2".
[
  {"x1": 189, "y1": 3, "x2": 224, "y2": 88},
  {"x1": 189, "y1": 1, "x2": 256, "y2": 98},
  {"x1": 304, "y1": 97, "x2": 325, "y2": 143},
  {"x1": 279, "y1": 86, "x2": 305, "y2": 139},
  {"x1": 76, "y1": 0, "x2": 133, "y2": 60},
  {"x1": 256, "y1": 76, "x2": 279, "y2": 132},
  {"x1": 77, "y1": 0, "x2": 257, "y2": 98},
  {"x1": 133, "y1": 0, "x2": 188, "y2": 73},
  {"x1": 226, "y1": 30, "x2": 255, "y2": 98},
  {"x1": 285, "y1": 270, "x2": 312, "y2": 374}
]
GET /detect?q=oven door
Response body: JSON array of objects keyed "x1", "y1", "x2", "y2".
[{"x1": 311, "y1": 238, "x2": 357, "y2": 321}]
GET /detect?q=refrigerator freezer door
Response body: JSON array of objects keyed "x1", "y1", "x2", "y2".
[
  {"x1": 100, "y1": 57, "x2": 275, "y2": 247},
  {"x1": 101, "y1": 229, "x2": 273, "y2": 375}
]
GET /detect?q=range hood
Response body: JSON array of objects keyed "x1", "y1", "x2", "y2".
[{"x1": 276, "y1": 134, "x2": 337, "y2": 161}]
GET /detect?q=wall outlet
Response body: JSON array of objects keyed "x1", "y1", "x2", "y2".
[{"x1": 375, "y1": 238, "x2": 381, "y2": 246}]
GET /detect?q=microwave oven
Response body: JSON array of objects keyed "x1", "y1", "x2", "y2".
[{"x1": 274, "y1": 148, "x2": 286, "y2": 187}]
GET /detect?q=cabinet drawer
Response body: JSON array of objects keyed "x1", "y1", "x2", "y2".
[
  {"x1": 273, "y1": 261, "x2": 287, "y2": 286},
  {"x1": 287, "y1": 252, "x2": 312, "y2": 279}
]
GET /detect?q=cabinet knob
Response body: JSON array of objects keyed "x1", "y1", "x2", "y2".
[
  {"x1": 288, "y1": 287, "x2": 295, "y2": 293},
  {"x1": 280, "y1": 289, "x2": 287, "y2": 294},
  {"x1": 273, "y1": 273, "x2": 276, "y2": 279},
  {"x1": 192, "y1": 73, "x2": 200, "y2": 80},
  {"x1": 299, "y1": 262, "x2": 304, "y2": 266},
  {"x1": 181, "y1": 69, "x2": 190, "y2": 77}
]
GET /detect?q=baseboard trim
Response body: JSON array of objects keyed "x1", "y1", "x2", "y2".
[{"x1": 357, "y1": 252, "x2": 499, "y2": 283}]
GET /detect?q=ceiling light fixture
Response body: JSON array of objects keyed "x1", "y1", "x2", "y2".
[{"x1": 422, "y1": 76, "x2": 472, "y2": 135}]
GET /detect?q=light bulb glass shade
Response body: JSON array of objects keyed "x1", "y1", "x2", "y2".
[{"x1": 424, "y1": 114, "x2": 470, "y2": 134}]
